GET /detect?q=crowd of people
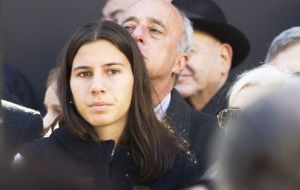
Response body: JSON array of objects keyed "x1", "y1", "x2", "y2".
[{"x1": 1, "y1": 0, "x2": 300, "y2": 189}]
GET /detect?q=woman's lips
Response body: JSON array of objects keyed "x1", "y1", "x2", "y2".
[{"x1": 88, "y1": 102, "x2": 112, "y2": 112}]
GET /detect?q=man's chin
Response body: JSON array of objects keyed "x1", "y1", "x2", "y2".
[{"x1": 179, "y1": 91, "x2": 194, "y2": 98}]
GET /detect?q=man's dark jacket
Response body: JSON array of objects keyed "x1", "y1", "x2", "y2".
[
  {"x1": 2, "y1": 100, "x2": 43, "y2": 165},
  {"x1": 166, "y1": 89, "x2": 217, "y2": 175},
  {"x1": 201, "y1": 83, "x2": 231, "y2": 115}
]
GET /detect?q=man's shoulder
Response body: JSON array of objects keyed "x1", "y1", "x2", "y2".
[
  {"x1": 2, "y1": 99, "x2": 41, "y2": 117},
  {"x1": 2, "y1": 100, "x2": 43, "y2": 154},
  {"x1": 17, "y1": 135, "x2": 61, "y2": 164},
  {"x1": 168, "y1": 89, "x2": 216, "y2": 123},
  {"x1": 2, "y1": 99, "x2": 43, "y2": 127}
]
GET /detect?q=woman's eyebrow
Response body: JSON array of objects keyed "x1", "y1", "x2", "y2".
[
  {"x1": 102, "y1": 62, "x2": 125, "y2": 67},
  {"x1": 72, "y1": 65, "x2": 90, "y2": 71}
]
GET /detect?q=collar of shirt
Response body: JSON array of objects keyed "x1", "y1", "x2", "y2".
[{"x1": 154, "y1": 92, "x2": 171, "y2": 121}]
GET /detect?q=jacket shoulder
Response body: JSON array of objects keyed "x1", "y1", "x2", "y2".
[
  {"x1": 17, "y1": 137, "x2": 58, "y2": 161},
  {"x1": 2, "y1": 99, "x2": 43, "y2": 128},
  {"x1": 149, "y1": 154, "x2": 201, "y2": 189},
  {"x1": 2, "y1": 100, "x2": 43, "y2": 163},
  {"x1": 2, "y1": 99, "x2": 41, "y2": 117},
  {"x1": 191, "y1": 109, "x2": 217, "y2": 126}
]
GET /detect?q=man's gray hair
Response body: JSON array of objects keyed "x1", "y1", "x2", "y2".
[
  {"x1": 265, "y1": 26, "x2": 300, "y2": 63},
  {"x1": 178, "y1": 12, "x2": 193, "y2": 54}
]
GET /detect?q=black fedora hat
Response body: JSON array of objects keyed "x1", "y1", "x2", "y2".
[{"x1": 172, "y1": 0, "x2": 251, "y2": 68}]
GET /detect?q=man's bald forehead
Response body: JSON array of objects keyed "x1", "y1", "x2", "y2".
[{"x1": 128, "y1": 0, "x2": 173, "y2": 8}]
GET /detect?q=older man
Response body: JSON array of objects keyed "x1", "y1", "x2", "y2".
[
  {"x1": 119, "y1": 0, "x2": 216, "y2": 175},
  {"x1": 101, "y1": 0, "x2": 137, "y2": 22},
  {"x1": 173, "y1": 0, "x2": 250, "y2": 115},
  {"x1": 265, "y1": 26, "x2": 300, "y2": 73},
  {"x1": 102, "y1": 0, "x2": 172, "y2": 22}
]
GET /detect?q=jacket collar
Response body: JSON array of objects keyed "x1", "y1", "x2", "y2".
[
  {"x1": 166, "y1": 89, "x2": 192, "y2": 146},
  {"x1": 52, "y1": 126, "x2": 117, "y2": 168},
  {"x1": 52, "y1": 125, "x2": 140, "y2": 183}
]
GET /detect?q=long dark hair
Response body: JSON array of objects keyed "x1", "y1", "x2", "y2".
[{"x1": 57, "y1": 21, "x2": 185, "y2": 181}]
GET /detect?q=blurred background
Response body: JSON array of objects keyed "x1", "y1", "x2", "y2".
[{"x1": 1, "y1": 0, "x2": 300, "y2": 113}]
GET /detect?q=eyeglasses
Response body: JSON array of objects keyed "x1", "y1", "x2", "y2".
[{"x1": 217, "y1": 107, "x2": 241, "y2": 128}]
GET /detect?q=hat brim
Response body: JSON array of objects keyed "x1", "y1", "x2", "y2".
[{"x1": 191, "y1": 18, "x2": 251, "y2": 68}]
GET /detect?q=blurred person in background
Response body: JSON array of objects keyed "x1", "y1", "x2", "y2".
[
  {"x1": 174, "y1": 0, "x2": 250, "y2": 115},
  {"x1": 217, "y1": 64, "x2": 299, "y2": 128},
  {"x1": 102, "y1": 0, "x2": 172, "y2": 22},
  {"x1": 43, "y1": 67, "x2": 61, "y2": 136},
  {"x1": 0, "y1": 100, "x2": 42, "y2": 189},
  {"x1": 265, "y1": 26, "x2": 300, "y2": 73},
  {"x1": 102, "y1": 0, "x2": 137, "y2": 22},
  {"x1": 216, "y1": 84, "x2": 300, "y2": 190},
  {"x1": 1, "y1": 100, "x2": 42, "y2": 167},
  {"x1": 202, "y1": 65, "x2": 299, "y2": 183},
  {"x1": 183, "y1": 179, "x2": 215, "y2": 190}
]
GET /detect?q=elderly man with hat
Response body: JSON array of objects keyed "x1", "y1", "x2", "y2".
[{"x1": 174, "y1": 0, "x2": 250, "y2": 115}]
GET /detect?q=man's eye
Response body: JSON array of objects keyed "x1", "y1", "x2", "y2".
[
  {"x1": 149, "y1": 28, "x2": 161, "y2": 34},
  {"x1": 190, "y1": 48, "x2": 196, "y2": 54},
  {"x1": 78, "y1": 72, "x2": 91, "y2": 77},
  {"x1": 123, "y1": 24, "x2": 135, "y2": 33}
]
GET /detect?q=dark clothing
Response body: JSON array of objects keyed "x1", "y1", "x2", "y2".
[
  {"x1": 4, "y1": 64, "x2": 39, "y2": 110},
  {"x1": 201, "y1": 83, "x2": 231, "y2": 115},
  {"x1": 2, "y1": 100, "x2": 43, "y2": 165},
  {"x1": 17, "y1": 126, "x2": 202, "y2": 190},
  {"x1": 166, "y1": 89, "x2": 217, "y2": 175}
]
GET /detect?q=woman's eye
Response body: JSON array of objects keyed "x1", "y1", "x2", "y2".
[
  {"x1": 78, "y1": 71, "x2": 90, "y2": 77},
  {"x1": 108, "y1": 69, "x2": 120, "y2": 75}
]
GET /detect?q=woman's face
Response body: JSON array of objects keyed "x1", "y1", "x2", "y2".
[{"x1": 70, "y1": 39, "x2": 134, "y2": 133}]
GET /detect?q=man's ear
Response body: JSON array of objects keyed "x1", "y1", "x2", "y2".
[
  {"x1": 218, "y1": 43, "x2": 233, "y2": 75},
  {"x1": 172, "y1": 53, "x2": 189, "y2": 75}
]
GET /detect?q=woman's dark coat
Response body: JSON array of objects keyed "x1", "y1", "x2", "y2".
[{"x1": 17, "y1": 126, "x2": 202, "y2": 190}]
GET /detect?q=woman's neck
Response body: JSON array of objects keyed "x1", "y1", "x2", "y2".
[{"x1": 93, "y1": 118, "x2": 127, "y2": 145}]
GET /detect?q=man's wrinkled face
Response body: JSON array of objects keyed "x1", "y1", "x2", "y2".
[
  {"x1": 102, "y1": 0, "x2": 173, "y2": 22},
  {"x1": 176, "y1": 31, "x2": 223, "y2": 97},
  {"x1": 102, "y1": 0, "x2": 137, "y2": 22},
  {"x1": 119, "y1": 0, "x2": 184, "y2": 81}
]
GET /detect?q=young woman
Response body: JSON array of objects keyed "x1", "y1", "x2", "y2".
[{"x1": 15, "y1": 21, "x2": 200, "y2": 190}]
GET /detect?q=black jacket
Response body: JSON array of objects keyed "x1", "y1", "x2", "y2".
[
  {"x1": 2, "y1": 100, "x2": 43, "y2": 165},
  {"x1": 201, "y1": 83, "x2": 231, "y2": 115},
  {"x1": 17, "y1": 126, "x2": 202, "y2": 190},
  {"x1": 166, "y1": 90, "x2": 218, "y2": 175}
]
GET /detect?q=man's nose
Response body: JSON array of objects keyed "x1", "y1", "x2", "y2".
[{"x1": 131, "y1": 24, "x2": 147, "y2": 44}]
